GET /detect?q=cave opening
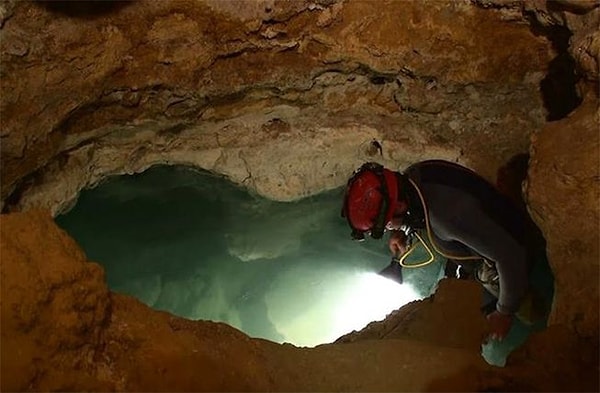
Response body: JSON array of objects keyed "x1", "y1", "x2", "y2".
[{"x1": 54, "y1": 164, "x2": 554, "y2": 365}]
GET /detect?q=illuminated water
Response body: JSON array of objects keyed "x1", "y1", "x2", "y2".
[
  {"x1": 55, "y1": 165, "x2": 443, "y2": 347},
  {"x1": 55, "y1": 164, "x2": 552, "y2": 363}
]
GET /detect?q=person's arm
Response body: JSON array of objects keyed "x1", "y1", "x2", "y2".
[
  {"x1": 486, "y1": 309, "x2": 513, "y2": 341},
  {"x1": 424, "y1": 182, "x2": 529, "y2": 311},
  {"x1": 440, "y1": 202, "x2": 529, "y2": 341},
  {"x1": 448, "y1": 208, "x2": 529, "y2": 315}
]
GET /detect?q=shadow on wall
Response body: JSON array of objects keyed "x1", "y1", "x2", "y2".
[
  {"x1": 495, "y1": 153, "x2": 530, "y2": 212},
  {"x1": 35, "y1": 1, "x2": 133, "y2": 19},
  {"x1": 524, "y1": 13, "x2": 583, "y2": 121},
  {"x1": 540, "y1": 46, "x2": 582, "y2": 121}
]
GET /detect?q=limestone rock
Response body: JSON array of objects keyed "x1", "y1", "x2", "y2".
[
  {"x1": 1, "y1": 0, "x2": 552, "y2": 212},
  {"x1": 0, "y1": 210, "x2": 112, "y2": 391},
  {"x1": 527, "y1": 94, "x2": 600, "y2": 338}
]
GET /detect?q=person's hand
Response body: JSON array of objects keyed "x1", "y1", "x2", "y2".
[
  {"x1": 388, "y1": 230, "x2": 408, "y2": 257},
  {"x1": 486, "y1": 310, "x2": 513, "y2": 341}
]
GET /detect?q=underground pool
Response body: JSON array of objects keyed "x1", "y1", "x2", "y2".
[{"x1": 55, "y1": 164, "x2": 553, "y2": 366}]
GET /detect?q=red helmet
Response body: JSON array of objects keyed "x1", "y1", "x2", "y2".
[{"x1": 342, "y1": 162, "x2": 399, "y2": 240}]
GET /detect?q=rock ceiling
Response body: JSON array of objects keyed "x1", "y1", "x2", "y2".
[{"x1": 1, "y1": 0, "x2": 556, "y2": 213}]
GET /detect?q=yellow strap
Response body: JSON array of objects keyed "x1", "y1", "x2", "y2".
[
  {"x1": 398, "y1": 231, "x2": 435, "y2": 268},
  {"x1": 396, "y1": 178, "x2": 482, "y2": 268}
]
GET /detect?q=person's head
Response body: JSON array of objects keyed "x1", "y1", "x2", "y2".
[{"x1": 341, "y1": 162, "x2": 408, "y2": 241}]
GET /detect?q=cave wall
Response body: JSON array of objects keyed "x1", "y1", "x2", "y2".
[
  {"x1": 1, "y1": 0, "x2": 599, "y2": 391},
  {"x1": 527, "y1": 95, "x2": 599, "y2": 338},
  {"x1": 1, "y1": 0, "x2": 553, "y2": 214}
]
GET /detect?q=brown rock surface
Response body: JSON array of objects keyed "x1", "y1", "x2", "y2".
[
  {"x1": 1, "y1": 0, "x2": 552, "y2": 213},
  {"x1": 0, "y1": 210, "x2": 112, "y2": 391},
  {"x1": 527, "y1": 94, "x2": 600, "y2": 338},
  {"x1": 1, "y1": 0, "x2": 599, "y2": 391}
]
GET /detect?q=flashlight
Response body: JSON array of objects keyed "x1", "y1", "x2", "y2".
[{"x1": 378, "y1": 257, "x2": 403, "y2": 284}]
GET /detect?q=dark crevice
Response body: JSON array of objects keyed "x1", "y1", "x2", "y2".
[
  {"x1": 2, "y1": 171, "x2": 43, "y2": 214},
  {"x1": 35, "y1": 1, "x2": 133, "y2": 19},
  {"x1": 540, "y1": 41, "x2": 582, "y2": 120},
  {"x1": 496, "y1": 153, "x2": 530, "y2": 212},
  {"x1": 369, "y1": 75, "x2": 394, "y2": 85},
  {"x1": 2, "y1": 152, "x2": 72, "y2": 214},
  {"x1": 525, "y1": 13, "x2": 582, "y2": 121},
  {"x1": 355, "y1": 64, "x2": 398, "y2": 84}
]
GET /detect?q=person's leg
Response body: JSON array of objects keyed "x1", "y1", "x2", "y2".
[{"x1": 473, "y1": 260, "x2": 500, "y2": 315}]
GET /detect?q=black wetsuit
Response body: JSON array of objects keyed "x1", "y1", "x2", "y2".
[{"x1": 403, "y1": 160, "x2": 545, "y2": 314}]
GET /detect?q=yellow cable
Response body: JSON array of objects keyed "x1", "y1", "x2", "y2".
[
  {"x1": 398, "y1": 231, "x2": 435, "y2": 268},
  {"x1": 387, "y1": 176, "x2": 483, "y2": 269},
  {"x1": 407, "y1": 177, "x2": 482, "y2": 262}
]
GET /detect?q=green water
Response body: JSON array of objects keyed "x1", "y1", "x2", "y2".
[
  {"x1": 55, "y1": 165, "x2": 443, "y2": 347},
  {"x1": 54, "y1": 164, "x2": 553, "y2": 363}
]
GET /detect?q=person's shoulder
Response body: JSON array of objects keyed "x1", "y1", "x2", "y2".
[
  {"x1": 406, "y1": 160, "x2": 454, "y2": 174},
  {"x1": 409, "y1": 160, "x2": 481, "y2": 178},
  {"x1": 413, "y1": 160, "x2": 471, "y2": 171}
]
